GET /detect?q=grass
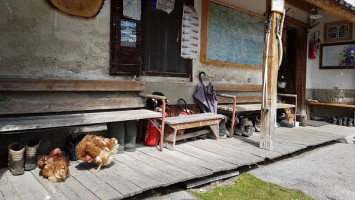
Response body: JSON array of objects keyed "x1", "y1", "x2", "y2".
[{"x1": 190, "y1": 173, "x2": 314, "y2": 200}]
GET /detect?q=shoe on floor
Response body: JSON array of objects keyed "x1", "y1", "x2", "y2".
[{"x1": 8, "y1": 142, "x2": 25, "y2": 176}]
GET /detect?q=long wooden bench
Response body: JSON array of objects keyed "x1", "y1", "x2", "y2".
[
  {"x1": 211, "y1": 83, "x2": 297, "y2": 136},
  {"x1": 306, "y1": 101, "x2": 355, "y2": 120},
  {"x1": 0, "y1": 78, "x2": 167, "y2": 151},
  {"x1": 163, "y1": 113, "x2": 224, "y2": 150}
]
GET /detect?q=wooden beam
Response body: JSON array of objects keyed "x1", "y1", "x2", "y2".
[
  {"x1": 212, "y1": 83, "x2": 262, "y2": 92},
  {"x1": 306, "y1": 101, "x2": 355, "y2": 108},
  {"x1": 0, "y1": 98, "x2": 145, "y2": 115},
  {"x1": 286, "y1": 0, "x2": 314, "y2": 12},
  {"x1": 305, "y1": 0, "x2": 355, "y2": 22},
  {"x1": 0, "y1": 109, "x2": 162, "y2": 133},
  {"x1": 200, "y1": 0, "x2": 210, "y2": 64},
  {"x1": 217, "y1": 96, "x2": 262, "y2": 104},
  {"x1": 285, "y1": 16, "x2": 308, "y2": 28},
  {"x1": 260, "y1": 0, "x2": 283, "y2": 150},
  {"x1": 0, "y1": 79, "x2": 145, "y2": 92}
]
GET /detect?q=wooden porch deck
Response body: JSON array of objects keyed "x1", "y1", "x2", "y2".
[{"x1": 0, "y1": 125, "x2": 353, "y2": 200}]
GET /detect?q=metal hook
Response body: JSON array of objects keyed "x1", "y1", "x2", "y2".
[{"x1": 198, "y1": 71, "x2": 206, "y2": 86}]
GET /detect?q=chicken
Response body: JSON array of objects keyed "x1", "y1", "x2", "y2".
[
  {"x1": 75, "y1": 135, "x2": 118, "y2": 172},
  {"x1": 38, "y1": 148, "x2": 70, "y2": 183}
]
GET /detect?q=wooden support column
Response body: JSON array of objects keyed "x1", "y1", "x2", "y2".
[{"x1": 260, "y1": 0, "x2": 283, "y2": 150}]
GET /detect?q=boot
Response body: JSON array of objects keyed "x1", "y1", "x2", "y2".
[
  {"x1": 8, "y1": 142, "x2": 25, "y2": 176},
  {"x1": 240, "y1": 118, "x2": 254, "y2": 137},
  {"x1": 338, "y1": 117, "x2": 343, "y2": 126},
  {"x1": 348, "y1": 118, "x2": 354, "y2": 127},
  {"x1": 107, "y1": 122, "x2": 125, "y2": 154},
  {"x1": 332, "y1": 116, "x2": 337, "y2": 125},
  {"x1": 124, "y1": 120, "x2": 137, "y2": 152},
  {"x1": 25, "y1": 139, "x2": 40, "y2": 171},
  {"x1": 219, "y1": 116, "x2": 230, "y2": 138},
  {"x1": 343, "y1": 117, "x2": 348, "y2": 126},
  {"x1": 63, "y1": 134, "x2": 85, "y2": 161}
]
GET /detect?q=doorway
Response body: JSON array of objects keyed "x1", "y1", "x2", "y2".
[
  {"x1": 277, "y1": 18, "x2": 308, "y2": 114},
  {"x1": 278, "y1": 27, "x2": 298, "y2": 95}
]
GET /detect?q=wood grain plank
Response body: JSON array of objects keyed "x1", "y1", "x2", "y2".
[
  {"x1": 107, "y1": 157, "x2": 161, "y2": 191},
  {"x1": 306, "y1": 101, "x2": 355, "y2": 108},
  {"x1": 260, "y1": 8, "x2": 281, "y2": 150},
  {"x1": 218, "y1": 138, "x2": 282, "y2": 159},
  {"x1": 212, "y1": 83, "x2": 262, "y2": 92},
  {"x1": 55, "y1": 174, "x2": 100, "y2": 200},
  {"x1": 173, "y1": 143, "x2": 238, "y2": 170},
  {"x1": 124, "y1": 150, "x2": 196, "y2": 183},
  {"x1": 218, "y1": 103, "x2": 294, "y2": 113},
  {"x1": 0, "y1": 79, "x2": 145, "y2": 92},
  {"x1": 164, "y1": 113, "x2": 223, "y2": 125},
  {"x1": 6, "y1": 171, "x2": 52, "y2": 200},
  {"x1": 115, "y1": 154, "x2": 177, "y2": 186},
  {"x1": 137, "y1": 145, "x2": 213, "y2": 178},
  {"x1": 200, "y1": 0, "x2": 210, "y2": 63},
  {"x1": 169, "y1": 119, "x2": 222, "y2": 130},
  {"x1": 196, "y1": 139, "x2": 264, "y2": 164},
  {"x1": 0, "y1": 109, "x2": 161, "y2": 133},
  {"x1": 174, "y1": 129, "x2": 211, "y2": 141},
  {"x1": 235, "y1": 134, "x2": 307, "y2": 155},
  {"x1": 188, "y1": 140, "x2": 263, "y2": 166},
  {"x1": 30, "y1": 168, "x2": 70, "y2": 200},
  {"x1": 74, "y1": 161, "x2": 141, "y2": 198},
  {"x1": 0, "y1": 98, "x2": 145, "y2": 115},
  {"x1": 217, "y1": 96, "x2": 262, "y2": 104},
  {"x1": 69, "y1": 162, "x2": 124, "y2": 200},
  {"x1": 0, "y1": 169, "x2": 20, "y2": 200},
  {"x1": 158, "y1": 146, "x2": 229, "y2": 173}
]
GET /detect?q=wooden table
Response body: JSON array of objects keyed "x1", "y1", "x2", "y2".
[{"x1": 163, "y1": 113, "x2": 224, "y2": 150}]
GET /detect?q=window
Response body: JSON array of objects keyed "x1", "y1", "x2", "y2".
[{"x1": 110, "y1": 0, "x2": 193, "y2": 78}]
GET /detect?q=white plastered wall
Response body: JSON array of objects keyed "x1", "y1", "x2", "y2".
[{"x1": 306, "y1": 13, "x2": 355, "y2": 90}]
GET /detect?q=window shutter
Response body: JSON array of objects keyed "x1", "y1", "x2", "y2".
[{"x1": 110, "y1": 0, "x2": 142, "y2": 76}]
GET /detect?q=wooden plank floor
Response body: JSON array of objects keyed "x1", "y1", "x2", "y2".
[{"x1": 0, "y1": 126, "x2": 350, "y2": 200}]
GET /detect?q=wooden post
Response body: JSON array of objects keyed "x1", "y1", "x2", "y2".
[{"x1": 260, "y1": 0, "x2": 283, "y2": 150}]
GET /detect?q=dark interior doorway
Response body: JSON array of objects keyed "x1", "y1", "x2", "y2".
[{"x1": 278, "y1": 27, "x2": 298, "y2": 95}]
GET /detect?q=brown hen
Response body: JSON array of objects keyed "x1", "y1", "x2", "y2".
[
  {"x1": 76, "y1": 135, "x2": 118, "y2": 171},
  {"x1": 38, "y1": 148, "x2": 70, "y2": 183}
]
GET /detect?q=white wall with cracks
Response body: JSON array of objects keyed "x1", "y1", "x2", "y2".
[
  {"x1": 0, "y1": 0, "x2": 268, "y2": 103},
  {"x1": 0, "y1": 0, "x2": 133, "y2": 81}
]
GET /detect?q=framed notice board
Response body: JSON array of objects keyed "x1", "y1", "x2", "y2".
[{"x1": 200, "y1": 0, "x2": 265, "y2": 69}]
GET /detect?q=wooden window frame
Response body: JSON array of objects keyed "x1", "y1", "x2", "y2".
[
  {"x1": 110, "y1": 0, "x2": 193, "y2": 79},
  {"x1": 200, "y1": 0, "x2": 264, "y2": 70},
  {"x1": 324, "y1": 21, "x2": 353, "y2": 43}
]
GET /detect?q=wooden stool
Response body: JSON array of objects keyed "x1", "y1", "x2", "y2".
[{"x1": 163, "y1": 113, "x2": 224, "y2": 150}]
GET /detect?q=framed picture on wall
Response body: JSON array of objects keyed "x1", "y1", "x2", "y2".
[
  {"x1": 338, "y1": 24, "x2": 350, "y2": 38},
  {"x1": 327, "y1": 26, "x2": 337, "y2": 39},
  {"x1": 324, "y1": 21, "x2": 353, "y2": 43},
  {"x1": 320, "y1": 41, "x2": 355, "y2": 69}
]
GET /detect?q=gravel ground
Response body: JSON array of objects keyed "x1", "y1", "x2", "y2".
[{"x1": 251, "y1": 143, "x2": 355, "y2": 200}]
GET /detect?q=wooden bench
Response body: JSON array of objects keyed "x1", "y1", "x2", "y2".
[
  {"x1": 163, "y1": 113, "x2": 224, "y2": 150},
  {"x1": 306, "y1": 101, "x2": 355, "y2": 120},
  {"x1": 211, "y1": 83, "x2": 297, "y2": 136},
  {"x1": 0, "y1": 78, "x2": 167, "y2": 151}
]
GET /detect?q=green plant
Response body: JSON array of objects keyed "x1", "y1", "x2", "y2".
[{"x1": 191, "y1": 174, "x2": 314, "y2": 200}]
